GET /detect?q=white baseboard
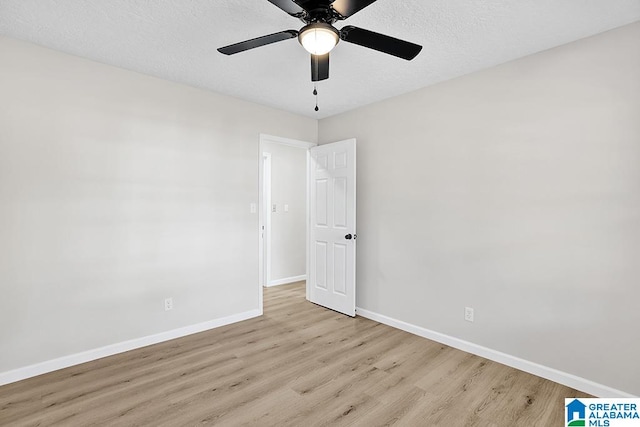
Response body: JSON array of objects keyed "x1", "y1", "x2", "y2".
[
  {"x1": 355, "y1": 307, "x2": 636, "y2": 398},
  {"x1": 0, "y1": 308, "x2": 261, "y2": 387},
  {"x1": 267, "y1": 274, "x2": 306, "y2": 287}
]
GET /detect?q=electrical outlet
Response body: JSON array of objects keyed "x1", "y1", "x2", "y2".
[
  {"x1": 165, "y1": 297, "x2": 173, "y2": 311},
  {"x1": 464, "y1": 306, "x2": 474, "y2": 322}
]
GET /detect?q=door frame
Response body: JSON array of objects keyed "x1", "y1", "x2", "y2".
[
  {"x1": 262, "y1": 152, "x2": 272, "y2": 290},
  {"x1": 258, "y1": 134, "x2": 316, "y2": 309}
]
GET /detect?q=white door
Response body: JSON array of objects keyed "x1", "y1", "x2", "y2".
[{"x1": 308, "y1": 139, "x2": 356, "y2": 316}]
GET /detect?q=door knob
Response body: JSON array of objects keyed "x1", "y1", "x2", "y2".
[{"x1": 345, "y1": 234, "x2": 352, "y2": 240}]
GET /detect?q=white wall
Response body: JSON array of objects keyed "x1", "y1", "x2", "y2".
[
  {"x1": 319, "y1": 22, "x2": 640, "y2": 396},
  {"x1": 0, "y1": 36, "x2": 317, "y2": 376},
  {"x1": 262, "y1": 141, "x2": 307, "y2": 285}
]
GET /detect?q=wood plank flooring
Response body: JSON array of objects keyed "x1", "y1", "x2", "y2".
[{"x1": 0, "y1": 282, "x2": 590, "y2": 426}]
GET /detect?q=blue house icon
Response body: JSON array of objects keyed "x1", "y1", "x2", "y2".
[{"x1": 567, "y1": 399, "x2": 587, "y2": 422}]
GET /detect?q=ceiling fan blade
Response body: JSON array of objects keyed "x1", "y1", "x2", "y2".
[
  {"x1": 311, "y1": 53, "x2": 329, "y2": 82},
  {"x1": 266, "y1": 0, "x2": 307, "y2": 17},
  {"x1": 331, "y1": 0, "x2": 379, "y2": 18},
  {"x1": 218, "y1": 30, "x2": 298, "y2": 55},
  {"x1": 340, "y1": 25, "x2": 422, "y2": 60}
]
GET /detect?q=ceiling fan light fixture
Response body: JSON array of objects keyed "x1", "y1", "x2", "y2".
[{"x1": 298, "y1": 23, "x2": 339, "y2": 55}]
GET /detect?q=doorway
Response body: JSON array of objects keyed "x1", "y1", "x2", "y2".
[
  {"x1": 259, "y1": 135, "x2": 357, "y2": 316},
  {"x1": 258, "y1": 135, "x2": 316, "y2": 307}
]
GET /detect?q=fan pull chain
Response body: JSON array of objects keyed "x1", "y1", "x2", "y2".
[{"x1": 313, "y1": 84, "x2": 319, "y2": 112}]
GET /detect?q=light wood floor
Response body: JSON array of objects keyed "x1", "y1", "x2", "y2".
[{"x1": 0, "y1": 282, "x2": 590, "y2": 426}]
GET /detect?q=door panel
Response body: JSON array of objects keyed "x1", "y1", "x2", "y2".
[
  {"x1": 315, "y1": 241, "x2": 327, "y2": 289},
  {"x1": 308, "y1": 139, "x2": 356, "y2": 316},
  {"x1": 334, "y1": 177, "x2": 347, "y2": 227},
  {"x1": 315, "y1": 179, "x2": 328, "y2": 225},
  {"x1": 333, "y1": 243, "x2": 347, "y2": 295}
]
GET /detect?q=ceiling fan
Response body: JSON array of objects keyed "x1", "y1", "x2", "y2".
[{"x1": 217, "y1": 0, "x2": 423, "y2": 82}]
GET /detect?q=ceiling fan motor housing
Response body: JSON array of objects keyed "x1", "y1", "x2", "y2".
[{"x1": 295, "y1": 0, "x2": 343, "y2": 23}]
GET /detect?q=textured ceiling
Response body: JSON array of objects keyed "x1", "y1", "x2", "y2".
[{"x1": 1, "y1": 0, "x2": 639, "y2": 119}]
